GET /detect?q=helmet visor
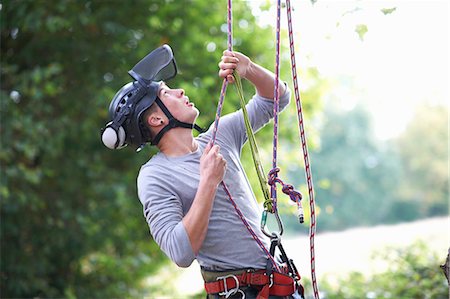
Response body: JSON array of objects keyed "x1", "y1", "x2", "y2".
[{"x1": 130, "y1": 44, "x2": 177, "y2": 82}]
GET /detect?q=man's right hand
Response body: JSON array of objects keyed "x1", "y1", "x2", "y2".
[
  {"x1": 218, "y1": 49, "x2": 286, "y2": 99},
  {"x1": 200, "y1": 142, "x2": 227, "y2": 187},
  {"x1": 218, "y1": 50, "x2": 252, "y2": 83},
  {"x1": 183, "y1": 142, "x2": 226, "y2": 255}
]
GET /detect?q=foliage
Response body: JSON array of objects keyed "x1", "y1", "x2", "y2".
[
  {"x1": 381, "y1": 7, "x2": 397, "y2": 15},
  {"x1": 392, "y1": 104, "x2": 449, "y2": 218},
  {"x1": 0, "y1": 0, "x2": 296, "y2": 297},
  {"x1": 2, "y1": 0, "x2": 445, "y2": 297},
  {"x1": 287, "y1": 98, "x2": 448, "y2": 233},
  {"x1": 300, "y1": 101, "x2": 400, "y2": 231},
  {"x1": 320, "y1": 241, "x2": 448, "y2": 299},
  {"x1": 355, "y1": 24, "x2": 368, "y2": 41},
  {"x1": 191, "y1": 241, "x2": 448, "y2": 299}
]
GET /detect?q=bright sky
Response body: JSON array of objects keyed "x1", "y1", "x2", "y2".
[{"x1": 253, "y1": 0, "x2": 449, "y2": 139}]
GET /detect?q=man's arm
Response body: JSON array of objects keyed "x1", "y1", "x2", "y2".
[
  {"x1": 218, "y1": 50, "x2": 286, "y2": 99},
  {"x1": 182, "y1": 142, "x2": 226, "y2": 254}
]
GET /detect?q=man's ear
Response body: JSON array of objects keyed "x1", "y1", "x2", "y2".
[{"x1": 147, "y1": 113, "x2": 164, "y2": 128}]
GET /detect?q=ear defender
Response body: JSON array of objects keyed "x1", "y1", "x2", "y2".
[{"x1": 101, "y1": 122, "x2": 126, "y2": 149}]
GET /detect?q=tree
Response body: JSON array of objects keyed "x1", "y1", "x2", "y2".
[
  {"x1": 320, "y1": 241, "x2": 448, "y2": 299},
  {"x1": 294, "y1": 99, "x2": 448, "y2": 231},
  {"x1": 392, "y1": 104, "x2": 449, "y2": 218},
  {"x1": 304, "y1": 101, "x2": 403, "y2": 230},
  {"x1": 0, "y1": 0, "x2": 288, "y2": 297}
]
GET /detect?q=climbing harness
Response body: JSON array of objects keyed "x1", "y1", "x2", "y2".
[
  {"x1": 203, "y1": 268, "x2": 299, "y2": 299},
  {"x1": 208, "y1": 0, "x2": 319, "y2": 298}
]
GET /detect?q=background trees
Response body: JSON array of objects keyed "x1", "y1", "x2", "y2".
[
  {"x1": 1, "y1": 0, "x2": 447, "y2": 298},
  {"x1": 0, "y1": 0, "x2": 283, "y2": 297},
  {"x1": 320, "y1": 241, "x2": 448, "y2": 299},
  {"x1": 305, "y1": 101, "x2": 448, "y2": 231},
  {"x1": 392, "y1": 104, "x2": 448, "y2": 219}
]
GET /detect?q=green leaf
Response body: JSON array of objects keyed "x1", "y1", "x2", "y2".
[
  {"x1": 381, "y1": 7, "x2": 397, "y2": 15},
  {"x1": 355, "y1": 24, "x2": 368, "y2": 41}
]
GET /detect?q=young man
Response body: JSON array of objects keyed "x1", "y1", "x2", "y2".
[{"x1": 103, "y1": 45, "x2": 301, "y2": 298}]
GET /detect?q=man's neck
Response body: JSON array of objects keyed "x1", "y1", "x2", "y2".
[{"x1": 158, "y1": 129, "x2": 198, "y2": 157}]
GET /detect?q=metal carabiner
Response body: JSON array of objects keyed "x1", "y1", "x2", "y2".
[
  {"x1": 260, "y1": 209, "x2": 284, "y2": 238},
  {"x1": 216, "y1": 274, "x2": 241, "y2": 299}
]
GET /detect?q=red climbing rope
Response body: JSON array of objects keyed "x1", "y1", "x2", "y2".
[
  {"x1": 210, "y1": 1, "x2": 320, "y2": 297},
  {"x1": 270, "y1": 0, "x2": 320, "y2": 297},
  {"x1": 285, "y1": 0, "x2": 320, "y2": 297}
]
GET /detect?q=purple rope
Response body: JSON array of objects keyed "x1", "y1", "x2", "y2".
[
  {"x1": 210, "y1": 0, "x2": 232, "y2": 145},
  {"x1": 210, "y1": 80, "x2": 228, "y2": 144},
  {"x1": 270, "y1": 0, "x2": 282, "y2": 213},
  {"x1": 227, "y1": 0, "x2": 233, "y2": 51},
  {"x1": 286, "y1": 0, "x2": 320, "y2": 297},
  {"x1": 221, "y1": 182, "x2": 280, "y2": 272}
]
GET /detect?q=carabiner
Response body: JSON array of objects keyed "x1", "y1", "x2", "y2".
[{"x1": 260, "y1": 210, "x2": 284, "y2": 238}]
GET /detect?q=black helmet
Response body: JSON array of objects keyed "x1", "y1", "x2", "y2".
[
  {"x1": 103, "y1": 80, "x2": 159, "y2": 149},
  {"x1": 101, "y1": 45, "x2": 203, "y2": 151}
]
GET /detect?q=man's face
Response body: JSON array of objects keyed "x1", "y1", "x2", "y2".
[{"x1": 157, "y1": 83, "x2": 199, "y2": 124}]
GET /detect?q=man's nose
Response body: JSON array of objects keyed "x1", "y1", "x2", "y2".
[{"x1": 176, "y1": 89, "x2": 184, "y2": 97}]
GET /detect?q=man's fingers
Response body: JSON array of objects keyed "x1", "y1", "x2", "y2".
[
  {"x1": 218, "y1": 68, "x2": 232, "y2": 77},
  {"x1": 218, "y1": 51, "x2": 240, "y2": 83},
  {"x1": 204, "y1": 141, "x2": 213, "y2": 155},
  {"x1": 211, "y1": 144, "x2": 220, "y2": 154},
  {"x1": 204, "y1": 143, "x2": 220, "y2": 156},
  {"x1": 219, "y1": 61, "x2": 237, "y2": 71},
  {"x1": 221, "y1": 55, "x2": 239, "y2": 64},
  {"x1": 218, "y1": 69, "x2": 235, "y2": 83},
  {"x1": 222, "y1": 50, "x2": 235, "y2": 57}
]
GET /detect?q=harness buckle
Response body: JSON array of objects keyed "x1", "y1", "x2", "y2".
[
  {"x1": 269, "y1": 273, "x2": 274, "y2": 288},
  {"x1": 216, "y1": 274, "x2": 243, "y2": 298}
]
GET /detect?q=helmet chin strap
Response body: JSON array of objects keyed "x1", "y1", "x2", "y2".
[{"x1": 150, "y1": 97, "x2": 204, "y2": 145}]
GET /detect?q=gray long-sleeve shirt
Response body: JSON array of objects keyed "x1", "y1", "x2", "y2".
[{"x1": 137, "y1": 86, "x2": 290, "y2": 270}]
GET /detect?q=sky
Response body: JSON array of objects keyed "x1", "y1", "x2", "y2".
[{"x1": 253, "y1": 0, "x2": 449, "y2": 139}]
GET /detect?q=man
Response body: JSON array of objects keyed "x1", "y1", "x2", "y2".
[{"x1": 102, "y1": 45, "x2": 301, "y2": 298}]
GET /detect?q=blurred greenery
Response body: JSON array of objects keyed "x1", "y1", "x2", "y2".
[
  {"x1": 301, "y1": 101, "x2": 448, "y2": 232},
  {"x1": 393, "y1": 104, "x2": 449, "y2": 218},
  {"x1": 189, "y1": 241, "x2": 448, "y2": 299},
  {"x1": 1, "y1": 0, "x2": 448, "y2": 298},
  {"x1": 319, "y1": 241, "x2": 448, "y2": 299},
  {"x1": 0, "y1": 0, "x2": 304, "y2": 297}
]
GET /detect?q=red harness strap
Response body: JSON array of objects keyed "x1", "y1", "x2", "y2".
[{"x1": 204, "y1": 270, "x2": 297, "y2": 299}]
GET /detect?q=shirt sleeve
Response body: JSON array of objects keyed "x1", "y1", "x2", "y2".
[
  {"x1": 214, "y1": 83, "x2": 291, "y2": 151},
  {"x1": 137, "y1": 168, "x2": 195, "y2": 268}
]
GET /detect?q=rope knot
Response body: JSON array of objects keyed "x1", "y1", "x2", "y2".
[
  {"x1": 282, "y1": 184, "x2": 302, "y2": 203},
  {"x1": 267, "y1": 168, "x2": 280, "y2": 186},
  {"x1": 281, "y1": 183, "x2": 293, "y2": 194}
]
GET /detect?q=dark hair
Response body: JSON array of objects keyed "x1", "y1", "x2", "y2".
[{"x1": 139, "y1": 102, "x2": 159, "y2": 142}]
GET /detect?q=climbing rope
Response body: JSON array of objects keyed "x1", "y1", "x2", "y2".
[
  {"x1": 233, "y1": 72, "x2": 271, "y2": 209},
  {"x1": 209, "y1": 0, "x2": 281, "y2": 274},
  {"x1": 210, "y1": 0, "x2": 319, "y2": 297},
  {"x1": 271, "y1": 0, "x2": 282, "y2": 212},
  {"x1": 270, "y1": 0, "x2": 320, "y2": 297},
  {"x1": 285, "y1": 0, "x2": 319, "y2": 297}
]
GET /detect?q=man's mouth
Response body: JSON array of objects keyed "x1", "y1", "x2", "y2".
[{"x1": 185, "y1": 98, "x2": 194, "y2": 107}]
